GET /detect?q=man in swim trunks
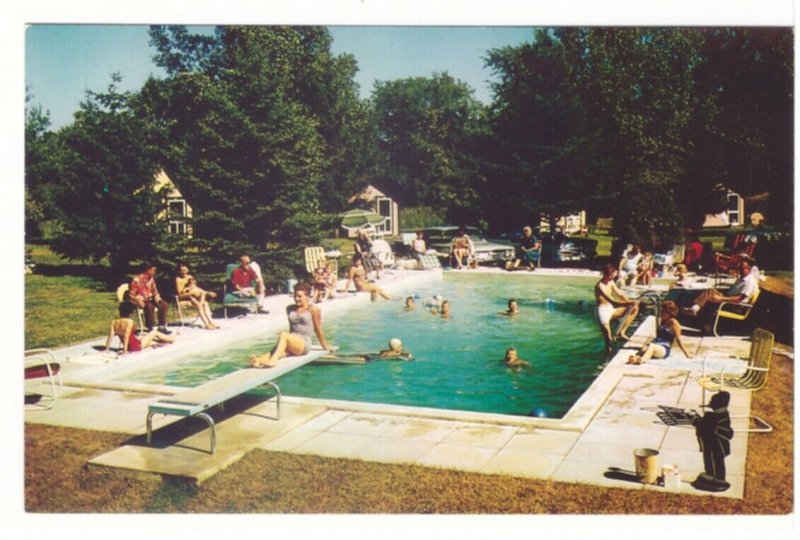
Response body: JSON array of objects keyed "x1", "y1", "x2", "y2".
[{"x1": 595, "y1": 263, "x2": 640, "y2": 353}]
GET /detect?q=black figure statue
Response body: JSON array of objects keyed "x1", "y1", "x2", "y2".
[{"x1": 691, "y1": 391, "x2": 734, "y2": 492}]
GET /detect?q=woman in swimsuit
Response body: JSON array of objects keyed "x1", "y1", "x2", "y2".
[
  {"x1": 175, "y1": 263, "x2": 219, "y2": 329},
  {"x1": 341, "y1": 254, "x2": 392, "y2": 301},
  {"x1": 249, "y1": 282, "x2": 335, "y2": 368},
  {"x1": 104, "y1": 302, "x2": 175, "y2": 354},
  {"x1": 628, "y1": 300, "x2": 692, "y2": 365},
  {"x1": 450, "y1": 229, "x2": 472, "y2": 269}
]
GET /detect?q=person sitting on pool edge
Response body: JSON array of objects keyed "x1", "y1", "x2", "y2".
[
  {"x1": 503, "y1": 347, "x2": 530, "y2": 368},
  {"x1": 249, "y1": 282, "x2": 335, "y2": 368},
  {"x1": 627, "y1": 300, "x2": 692, "y2": 365},
  {"x1": 340, "y1": 254, "x2": 393, "y2": 301},
  {"x1": 595, "y1": 262, "x2": 640, "y2": 353}
]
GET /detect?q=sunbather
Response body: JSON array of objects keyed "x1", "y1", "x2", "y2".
[
  {"x1": 104, "y1": 302, "x2": 175, "y2": 354},
  {"x1": 628, "y1": 301, "x2": 692, "y2": 364},
  {"x1": 312, "y1": 260, "x2": 336, "y2": 303},
  {"x1": 341, "y1": 254, "x2": 392, "y2": 301},
  {"x1": 175, "y1": 263, "x2": 219, "y2": 329},
  {"x1": 249, "y1": 282, "x2": 335, "y2": 368}
]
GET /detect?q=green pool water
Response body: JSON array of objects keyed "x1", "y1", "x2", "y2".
[{"x1": 122, "y1": 272, "x2": 614, "y2": 418}]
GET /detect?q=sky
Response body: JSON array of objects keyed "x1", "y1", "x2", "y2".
[{"x1": 25, "y1": 25, "x2": 536, "y2": 130}]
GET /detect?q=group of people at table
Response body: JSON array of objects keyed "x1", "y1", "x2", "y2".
[{"x1": 595, "y1": 250, "x2": 760, "y2": 362}]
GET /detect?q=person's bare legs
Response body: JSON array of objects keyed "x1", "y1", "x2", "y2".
[
  {"x1": 140, "y1": 329, "x2": 176, "y2": 349},
  {"x1": 600, "y1": 322, "x2": 614, "y2": 353},
  {"x1": 249, "y1": 332, "x2": 307, "y2": 368},
  {"x1": 613, "y1": 303, "x2": 639, "y2": 341}
]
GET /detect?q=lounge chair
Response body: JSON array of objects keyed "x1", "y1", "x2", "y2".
[
  {"x1": 304, "y1": 246, "x2": 338, "y2": 277},
  {"x1": 222, "y1": 263, "x2": 259, "y2": 318},
  {"x1": 653, "y1": 244, "x2": 685, "y2": 273},
  {"x1": 696, "y1": 327, "x2": 773, "y2": 432},
  {"x1": 711, "y1": 287, "x2": 761, "y2": 337},
  {"x1": 25, "y1": 348, "x2": 63, "y2": 410},
  {"x1": 115, "y1": 283, "x2": 149, "y2": 332},
  {"x1": 371, "y1": 238, "x2": 395, "y2": 268},
  {"x1": 174, "y1": 294, "x2": 203, "y2": 328},
  {"x1": 714, "y1": 234, "x2": 757, "y2": 279}
]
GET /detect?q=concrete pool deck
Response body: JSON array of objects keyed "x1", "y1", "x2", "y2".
[{"x1": 25, "y1": 267, "x2": 759, "y2": 499}]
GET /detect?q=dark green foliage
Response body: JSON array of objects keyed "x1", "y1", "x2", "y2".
[
  {"x1": 40, "y1": 75, "x2": 164, "y2": 279},
  {"x1": 370, "y1": 73, "x2": 490, "y2": 224},
  {"x1": 142, "y1": 26, "x2": 378, "y2": 271}
]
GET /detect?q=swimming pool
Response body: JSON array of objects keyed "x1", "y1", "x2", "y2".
[{"x1": 119, "y1": 272, "x2": 618, "y2": 418}]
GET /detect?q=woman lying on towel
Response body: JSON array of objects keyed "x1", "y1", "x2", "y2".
[{"x1": 249, "y1": 282, "x2": 335, "y2": 368}]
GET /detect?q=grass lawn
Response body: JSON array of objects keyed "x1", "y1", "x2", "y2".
[{"x1": 25, "y1": 273, "x2": 118, "y2": 349}]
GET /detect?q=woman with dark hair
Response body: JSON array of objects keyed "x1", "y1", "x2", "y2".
[
  {"x1": 249, "y1": 282, "x2": 335, "y2": 368},
  {"x1": 628, "y1": 300, "x2": 693, "y2": 365},
  {"x1": 104, "y1": 302, "x2": 175, "y2": 354}
]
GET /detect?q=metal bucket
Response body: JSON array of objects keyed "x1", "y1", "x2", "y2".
[{"x1": 633, "y1": 448, "x2": 660, "y2": 484}]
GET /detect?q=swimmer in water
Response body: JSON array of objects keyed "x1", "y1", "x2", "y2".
[
  {"x1": 433, "y1": 299, "x2": 451, "y2": 319},
  {"x1": 404, "y1": 296, "x2": 416, "y2": 311},
  {"x1": 326, "y1": 338, "x2": 413, "y2": 363},
  {"x1": 500, "y1": 298, "x2": 520, "y2": 317},
  {"x1": 503, "y1": 347, "x2": 530, "y2": 368}
]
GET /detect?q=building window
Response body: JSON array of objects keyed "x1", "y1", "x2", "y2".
[
  {"x1": 168, "y1": 199, "x2": 187, "y2": 219},
  {"x1": 726, "y1": 192, "x2": 741, "y2": 226},
  {"x1": 167, "y1": 197, "x2": 190, "y2": 236}
]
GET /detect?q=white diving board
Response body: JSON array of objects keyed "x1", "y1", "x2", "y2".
[{"x1": 146, "y1": 347, "x2": 327, "y2": 454}]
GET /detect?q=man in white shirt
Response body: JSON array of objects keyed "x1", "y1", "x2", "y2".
[{"x1": 684, "y1": 261, "x2": 758, "y2": 317}]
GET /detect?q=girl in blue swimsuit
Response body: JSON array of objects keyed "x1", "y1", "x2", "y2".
[{"x1": 628, "y1": 300, "x2": 693, "y2": 365}]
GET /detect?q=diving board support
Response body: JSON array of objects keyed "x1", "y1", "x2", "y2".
[{"x1": 145, "y1": 349, "x2": 323, "y2": 454}]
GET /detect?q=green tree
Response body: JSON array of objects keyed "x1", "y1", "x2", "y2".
[
  {"x1": 25, "y1": 93, "x2": 59, "y2": 240},
  {"x1": 143, "y1": 26, "x2": 375, "y2": 282},
  {"x1": 558, "y1": 28, "x2": 702, "y2": 249},
  {"x1": 371, "y1": 73, "x2": 489, "y2": 225},
  {"x1": 484, "y1": 30, "x2": 591, "y2": 232},
  {"x1": 46, "y1": 74, "x2": 165, "y2": 278},
  {"x1": 685, "y1": 28, "x2": 793, "y2": 229}
]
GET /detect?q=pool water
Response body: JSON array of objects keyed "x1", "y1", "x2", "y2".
[{"x1": 122, "y1": 273, "x2": 614, "y2": 418}]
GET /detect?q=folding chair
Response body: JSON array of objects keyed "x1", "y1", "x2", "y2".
[
  {"x1": 696, "y1": 327, "x2": 773, "y2": 432},
  {"x1": 25, "y1": 348, "x2": 63, "y2": 410}
]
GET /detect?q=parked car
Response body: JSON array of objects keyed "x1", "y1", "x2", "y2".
[
  {"x1": 493, "y1": 228, "x2": 597, "y2": 267},
  {"x1": 540, "y1": 231, "x2": 597, "y2": 266},
  {"x1": 423, "y1": 226, "x2": 515, "y2": 266}
]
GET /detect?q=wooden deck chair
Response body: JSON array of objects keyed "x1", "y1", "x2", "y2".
[
  {"x1": 25, "y1": 348, "x2": 63, "y2": 410},
  {"x1": 304, "y1": 246, "x2": 338, "y2": 277},
  {"x1": 712, "y1": 287, "x2": 761, "y2": 337},
  {"x1": 222, "y1": 263, "x2": 259, "y2": 318},
  {"x1": 696, "y1": 327, "x2": 773, "y2": 432}
]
